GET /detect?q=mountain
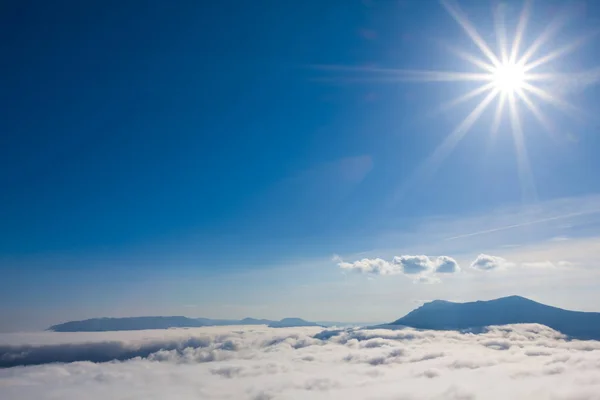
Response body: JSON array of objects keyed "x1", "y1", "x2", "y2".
[
  {"x1": 268, "y1": 318, "x2": 322, "y2": 328},
  {"x1": 48, "y1": 316, "x2": 280, "y2": 332},
  {"x1": 48, "y1": 316, "x2": 207, "y2": 332},
  {"x1": 240, "y1": 317, "x2": 275, "y2": 325},
  {"x1": 47, "y1": 316, "x2": 321, "y2": 332},
  {"x1": 194, "y1": 318, "x2": 274, "y2": 326},
  {"x1": 316, "y1": 321, "x2": 381, "y2": 328},
  {"x1": 390, "y1": 296, "x2": 600, "y2": 340}
]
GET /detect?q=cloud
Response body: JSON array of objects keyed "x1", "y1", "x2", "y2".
[
  {"x1": 337, "y1": 255, "x2": 460, "y2": 283},
  {"x1": 338, "y1": 258, "x2": 398, "y2": 275},
  {"x1": 470, "y1": 254, "x2": 511, "y2": 271},
  {"x1": 393, "y1": 255, "x2": 435, "y2": 275},
  {"x1": 0, "y1": 335, "x2": 217, "y2": 368},
  {"x1": 1, "y1": 324, "x2": 600, "y2": 399},
  {"x1": 521, "y1": 261, "x2": 556, "y2": 269},
  {"x1": 434, "y1": 256, "x2": 460, "y2": 273}
]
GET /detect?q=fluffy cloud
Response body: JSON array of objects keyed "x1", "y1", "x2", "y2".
[
  {"x1": 338, "y1": 253, "x2": 567, "y2": 280},
  {"x1": 337, "y1": 255, "x2": 460, "y2": 282},
  {"x1": 1, "y1": 324, "x2": 600, "y2": 399},
  {"x1": 470, "y1": 254, "x2": 512, "y2": 271},
  {"x1": 434, "y1": 256, "x2": 461, "y2": 273},
  {"x1": 393, "y1": 255, "x2": 435, "y2": 275},
  {"x1": 338, "y1": 258, "x2": 398, "y2": 275}
]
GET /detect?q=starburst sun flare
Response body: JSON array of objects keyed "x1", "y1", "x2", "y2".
[
  {"x1": 411, "y1": 0, "x2": 597, "y2": 202},
  {"x1": 316, "y1": 0, "x2": 599, "y2": 203}
]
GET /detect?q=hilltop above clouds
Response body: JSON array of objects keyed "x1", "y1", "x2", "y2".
[
  {"x1": 3, "y1": 296, "x2": 599, "y2": 399},
  {"x1": 389, "y1": 296, "x2": 600, "y2": 340},
  {"x1": 47, "y1": 296, "x2": 600, "y2": 341}
]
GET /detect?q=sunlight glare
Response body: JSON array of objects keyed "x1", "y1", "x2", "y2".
[{"x1": 491, "y1": 62, "x2": 526, "y2": 94}]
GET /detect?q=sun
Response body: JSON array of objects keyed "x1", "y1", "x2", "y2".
[
  {"x1": 314, "y1": 0, "x2": 597, "y2": 203},
  {"x1": 491, "y1": 62, "x2": 526, "y2": 94}
]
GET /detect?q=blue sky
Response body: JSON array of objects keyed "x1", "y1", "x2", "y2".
[{"x1": 2, "y1": 0, "x2": 600, "y2": 331}]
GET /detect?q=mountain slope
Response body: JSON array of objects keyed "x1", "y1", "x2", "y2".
[{"x1": 391, "y1": 296, "x2": 600, "y2": 340}]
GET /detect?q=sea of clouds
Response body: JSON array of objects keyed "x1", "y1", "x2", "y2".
[{"x1": 2, "y1": 324, "x2": 600, "y2": 399}]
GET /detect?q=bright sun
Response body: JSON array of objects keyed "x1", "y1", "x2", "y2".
[
  {"x1": 317, "y1": 0, "x2": 596, "y2": 203},
  {"x1": 491, "y1": 62, "x2": 526, "y2": 94}
]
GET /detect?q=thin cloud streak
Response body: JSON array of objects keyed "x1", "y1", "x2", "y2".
[{"x1": 444, "y1": 211, "x2": 595, "y2": 241}]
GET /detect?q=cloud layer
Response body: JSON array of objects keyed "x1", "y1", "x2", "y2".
[{"x1": 2, "y1": 324, "x2": 600, "y2": 399}]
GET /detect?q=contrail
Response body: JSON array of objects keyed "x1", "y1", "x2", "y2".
[{"x1": 444, "y1": 211, "x2": 594, "y2": 241}]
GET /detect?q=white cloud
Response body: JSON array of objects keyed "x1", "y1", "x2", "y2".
[
  {"x1": 434, "y1": 256, "x2": 460, "y2": 273},
  {"x1": 521, "y1": 261, "x2": 557, "y2": 269},
  {"x1": 2, "y1": 324, "x2": 600, "y2": 399},
  {"x1": 337, "y1": 255, "x2": 460, "y2": 284},
  {"x1": 393, "y1": 255, "x2": 435, "y2": 275},
  {"x1": 557, "y1": 261, "x2": 575, "y2": 268},
  {"x1": 470, "y1": 254, "x2": 512, "y2": 271},
  {"x1": 338, "y1": 258, "x2": 398, "y2": 275}
]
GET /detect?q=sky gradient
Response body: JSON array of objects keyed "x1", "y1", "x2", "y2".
[{"x1": 2, "y1": 0, "x2": 600, "y2": 331}]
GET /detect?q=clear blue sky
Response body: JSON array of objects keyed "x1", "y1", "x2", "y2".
[{"x1": 2, "y1": 0, "x2": 600, "y2": 331}]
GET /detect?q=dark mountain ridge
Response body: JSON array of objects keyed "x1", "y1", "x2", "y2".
[
  {"x1": 268, "y1": 317, "x2": 322, "y2": 328},
  {"x1": 390, "y1": 295, "x2": 600, "y2": 340},
  {"x1": 48, "y1": 316, "x2": 322, "y2": 332}
]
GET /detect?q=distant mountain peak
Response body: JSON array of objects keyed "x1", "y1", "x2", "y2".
[
  {"x1": 415, "y1": 296, "x2": 540, "y2": 312},
  {"x1": 488, "y1": 295, "x2": 535, "y2": 303},
  {"x1": 390, "y1": 295, "x2": 600, "y2": 340}
]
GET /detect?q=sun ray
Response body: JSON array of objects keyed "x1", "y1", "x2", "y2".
[
  {"x1": 527, "y1": 68, "x2": 600, "y2": 95},
  {"x1": 517, "y1": 14, "x2": 569, "y2": 66},
  {"x1": 394, "y1": 89, "x2": 498, "y2": 202},
  {"x1": 520, "y1": 82, "x2": 581, "y2": 117},
  {"x1": 440, "y1": 82, "x2": 496, "y2": 111},
  {"x1": 509, "y1": 0, "x2": 532, "y2": 64},
  {"x1": 493, "y1": 2, "x2": 509, "y2": 64},
  {"x1": 508, "y1": 92, "x2": 537, "y2": 203},
  {"x1": 421, "y1": 89, "x2": 499, "y2": 174},
  {"x1": 490, "y1": 91, "x2": 507, "y2": 138},
  {"x1": 311, "y1": 65, "x2": 492, "y2": 82},
  {"x1": 523, "y1": 33, "x2": 595, "y2": 72},
  {"x1": 441, "y1": 0, "x2": 501, "y2": 67},
  {"x1": 445, "y1": 46, "x2": 495, "y2": 73},
  {"x1": 525, "y1": 72, "x2": 561, "y2": 82},
  {"x1": 516, "y1": 88, "x2": 559, "y2": 141},
  {"x1": 372, "y1": 71, "x2": 491, "y2": 82}
]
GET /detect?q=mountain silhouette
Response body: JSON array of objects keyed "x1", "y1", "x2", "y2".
[
  {"x1": 48, "y1": 316, "x2": 278, "y2": 332},
  {"x1": 390, "y1": 296, "x2": 600, "y2": 340},
  {"x1": 268, "y1": 317, "x2": 322, "y2": 328},
  {"x1": 47, "y1": 316, "x2": 324, "y2": 332},
  {"x1": 48, "y1": 316, "x2": 207, "y2": 332}
]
